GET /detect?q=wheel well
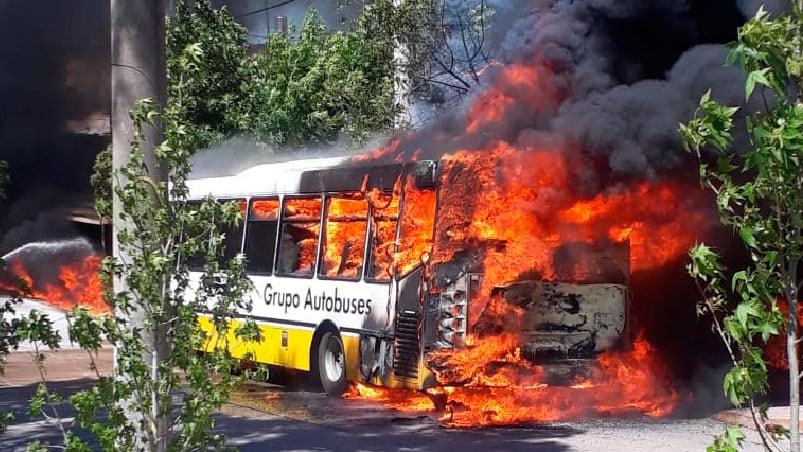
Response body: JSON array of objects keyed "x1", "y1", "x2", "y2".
[{"x1": 310, "y1": 320, "x2": 340, "y2": 368}]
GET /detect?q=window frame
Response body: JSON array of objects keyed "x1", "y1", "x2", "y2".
[
  {"x1": 217, "y1": 197, "x2": 248, "y2": 267},
  {"x1": 317, "y1": 192, "x2": 370, "y2": 282},
  {"x1": 244, "y1": 196, "x2": 281, "y2": 276},
  {"x1": 275, "y1": 194, "x2": 324, "y2": 279},
  {"x1": 364, "y1": 190, "x2": 400, "y2": 284}
]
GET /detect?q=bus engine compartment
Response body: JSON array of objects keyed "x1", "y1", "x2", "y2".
[{"x1": 385, "y1": 157, "x2": 633, "y2": 388}]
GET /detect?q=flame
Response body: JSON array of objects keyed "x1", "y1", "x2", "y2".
[
  {"x1": 0, "y1": 255, "x2": 108, "y2": 314},
  {"x1": 366, "y1": 189, "x2": 400, "y2": 281},
  {"x1": 250, "y1": 199, "x2": 280, "y2": 221},
  {"x1": 281, "y1": 198, "x2": 322, "y2": 273},
  {"x1": 395, "y1": 176, "x2": 436, "y2": 276},
  {"x1": 344, "y1": 382, "x2": 436, "y2": 412},
  {"x1": 428, "y1": 144, "x2": 708, "y2": 323},
  {"x1": 343, "y1": 53, "x2": 713, "y2": 428},
  {"x1": 466, "y1": 63, "x2": 558, "y2": 135},
  {"x1": 348, "y1": 331, "x2": 679, "y2": 428},
  {"x1": 322, "y1": 196, "x2": 368, "y2": 279}
]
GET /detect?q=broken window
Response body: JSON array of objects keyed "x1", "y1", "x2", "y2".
[
  {"x1": 245, "y1": 198, "x2": 280, "y2": 274},
  {"x1": 276, "y1": 197, "x2": 321, "y2": 277},
  {"x1": 320, "y1": 194, "x2": 368, "y2": 280},
  {"x1": 366, "y1": 192, "x2": 399, "y2": 282},
  {"x1": 396, "y1": 181, "x2": 436, "y2": 277}
]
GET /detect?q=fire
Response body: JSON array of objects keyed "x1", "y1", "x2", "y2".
[
  {"x1": 395, "y1": 177, "x2": 436, "y2": 276},
  {"x1": 344, "y1": 382, "x2": 436, "y2": 412},
  {"x1": 344, "y1": 43, "x2": 713, "y2": 428},
  {"x1": 349, "y1": 331, "x2": 679, "y2": 428},
  {"x1": 365, "y1": 188, "x2": 400, "y2": 280},
  {"x1": 0, "y1": 255, "x2": 108, "y2": 314},
  {"x1": 465, "y1": 63, "x2": 559, "y2": 136},
  {"x1": 428, "y1": 144, "x2": 707, "y2": 326},
  {"x1": 322, "y1": 195, "x2": 368, "y2": 279}
]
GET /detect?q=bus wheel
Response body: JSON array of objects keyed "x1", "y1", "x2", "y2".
[{"x1": 317, "y1": 332, "x2": 347, "y2": 397}]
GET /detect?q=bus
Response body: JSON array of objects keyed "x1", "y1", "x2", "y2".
[{"x1": 186, "y1": 156, "x2": 629, "y2": 396}]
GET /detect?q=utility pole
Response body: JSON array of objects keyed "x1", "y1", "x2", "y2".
[{"x1": 111, "y1": 0, "x2": 168, "y2": 449}]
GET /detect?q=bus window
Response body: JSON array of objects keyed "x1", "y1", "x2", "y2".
[
  {"x1": 396, "y1": 185, "x2": 436, "y2": 276},
  {"x1": 220, "y1": 199, "x2": 246, "y2": 267},
  {"x1": 320, "y1": 194, "x2": 368, "y2": 280},
  {"x1": 366, "y1": 192, "x2": 399, "y2": 282},
  {"x1": 277, "y1": 197, "x2": 321, "y2": 277},
  {"x1": 185, "y1": 201, "x2": 205, "y2": 272},
  {"x1": 245, "y1": 198, "x2": 280, "y2": 274},
  {"x1": 185, "y1": 199, "x2": 245, "y2": 271}
]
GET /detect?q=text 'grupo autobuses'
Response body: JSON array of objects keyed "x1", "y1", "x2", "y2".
[{"x1": 263, "y1": 284, "x2": 373, "y2": 315}]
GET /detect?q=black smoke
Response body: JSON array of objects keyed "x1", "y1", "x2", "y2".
[
  {"x1": 370, "y1": 0, "x2": 777, "y2": 409},
  {"x1": 389, "y1": 0, "x2": 765, "y2": 177},
  {"x1": 0, "y1": 1, "x2": 110, "y2": 254}
]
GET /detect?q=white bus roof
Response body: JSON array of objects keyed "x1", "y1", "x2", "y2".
[{"x1": 186, "y1": 155, "x2": 357, "y2": 199}]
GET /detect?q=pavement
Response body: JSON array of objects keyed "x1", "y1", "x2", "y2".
[{"x1": 0, "y1": 297, "x2": 789, "y2": 451}]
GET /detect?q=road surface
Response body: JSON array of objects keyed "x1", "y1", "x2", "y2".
[{"x1": 0, "y1": 297, "x2": 772, "y2": 451}]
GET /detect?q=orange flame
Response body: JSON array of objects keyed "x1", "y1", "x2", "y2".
[
  {"x1": 344, "y1": 382, "x2": 436, "y2": 412},
  {"x1": 395, "y1": 177, "x2": 436, "y2": 276},
  {"x1": 348, "y1": 331, "x2": 679, "y2": 428},
  {"x1": 322, "y1": 195, "x2": 368, "y2": 279},
  {"x1": 0, "y1": 255, "x2": 108, "y2": 314},
  {"x1": 344, "y1": 55, "x2": 713, "y2": 427}
]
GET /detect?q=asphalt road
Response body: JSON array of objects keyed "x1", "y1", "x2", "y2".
[
  {"x1": 0, "y1": 351, "x2": 768, "y2": 452},
  {"x1": 0, "y1": 297, "x2": 771, "y2": 451}
]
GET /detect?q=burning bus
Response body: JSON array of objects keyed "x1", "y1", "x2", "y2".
[{"x1": 186, "y1": 150, "x2": 631, "y2": 397}]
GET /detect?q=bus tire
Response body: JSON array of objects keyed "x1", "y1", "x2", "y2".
[{"x1": 317, "y1": 332, "x2": 347, "y2": 397}]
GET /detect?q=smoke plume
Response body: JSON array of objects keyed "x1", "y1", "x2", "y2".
[{"x1": 0, "y1": 1, "x2": 110, "y2": 253}]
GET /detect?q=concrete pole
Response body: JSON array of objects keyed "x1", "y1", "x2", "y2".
[{"x1": 111, "y1": 0, "x2": 168, "y2": 449}]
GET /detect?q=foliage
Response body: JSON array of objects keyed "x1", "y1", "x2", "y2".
[
  {"x1": 680, "y1": 6, "x2": 803, "y2": 451},
  {"x1": 708, "y1": 425, "x2": 748, "y2": 452},
  {"x1": 408, "y1": 0, "x2": 495, "y2": 100},
  {"x1": 167, "y1": 0, "x2": 255, "y2": 151},
  {"x1": 248, "y1": 8, "x2": 395, "y2": 145},
  {"x1": 167, "y1": 0, "x2": 496, "y2": 146},
  {"x1": 167, "y1": 0, "x2": 397, "y2": 148},
  {"x1": 1, "y1": 55, "x2": 262, "y2": 452},
  {"x1": 91, "y1": 146, "x2": 112, "y2": 219},
  {"x1": 354, "y1": 0, "x2": 495, "y2": 121},
  {"x1": 54, "y1": 97, "x2": 259, "y2": 450}
]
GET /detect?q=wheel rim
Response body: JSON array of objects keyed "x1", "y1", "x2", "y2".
[{"x1": 324, "y1": 339, "x2": 344, "y2": 382}]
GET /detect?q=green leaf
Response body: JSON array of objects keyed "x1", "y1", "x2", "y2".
[
  {"x1": 745, "y1": 68, "x2": 770, "y2": 100},
  {"x1": 759, "y1": 322, "x2": 779, "y2": 343},
  {"x1": 739, "y1": 227, "x2": 756, "y2": 249},
  {"x1": 731, "y1": 270, "x2": 747, "y2": 291}
]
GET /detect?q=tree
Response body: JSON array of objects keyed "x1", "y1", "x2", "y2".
[
  {"x1": 1, "y1": 5, "x2": 260, "y2": 451},
  {"x1": 361, "y1": 0, "x2": 495, "y2": 123},
  {"x1": 166, "y1": 0, "x2": 254, "y2": 150},
  {"x1": 165, "y1": 0, "x2": 496, "y2": 147},
  {"x1": 166, "y1": 0, "x2": 397, "y2": 148},
  {"x1": 248, "y1": 8, "x2": 396, "y2": 145},
  {"x1": 680, "y1": 6, "x2": 803, "y2": 452}
]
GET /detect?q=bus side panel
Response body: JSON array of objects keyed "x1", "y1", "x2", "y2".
[
  {"x1": 342, "y1": 332, "x2": 361, "y2": 382},
  {"x1": 197, "y1": 316, "x2": 314, "y2": 371}
]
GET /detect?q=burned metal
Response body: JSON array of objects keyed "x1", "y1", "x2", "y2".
[{"x1": 341, "y1": 157, "x2": 636, "y2": 389}]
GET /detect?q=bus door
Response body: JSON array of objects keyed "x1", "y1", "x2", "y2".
[{"x1": 390, "y1": 169, "x2": 438, "y2": 388}]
